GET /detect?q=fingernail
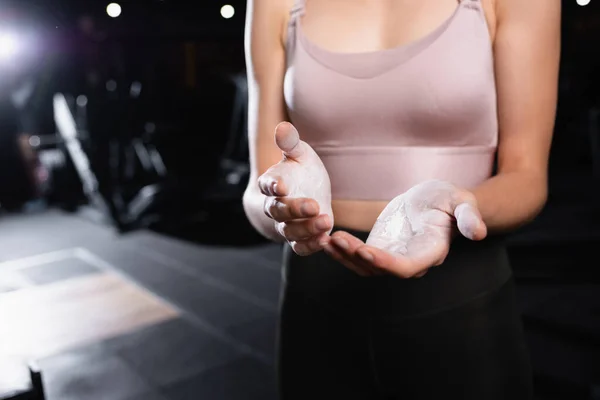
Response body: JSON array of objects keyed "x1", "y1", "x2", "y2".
[
  {"x1": 273, "y1": 183, "x2": 279, "y2": 195},
  {"x1": 357, "y1": 249, "x2": 373, "y2": 262},
  {"x1": 301, "y1": 203, "x2": 315, "y2": 215},
  {"x1": 332, "y1": 238, "x2": 348, "y2": 250},
  {"x1": 316, "y1": 217, "x2": 329, "y2": 230}
]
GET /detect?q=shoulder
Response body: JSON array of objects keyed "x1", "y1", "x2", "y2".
[
  {"x1": 245, "y1": 0, "x2": 295, "y2": 47},
  {"x1": 484, "y1": 0, "x2": 561, "y2": 47},
  {"x1": 245, "y1": 0, "x2": 292, "y2": 33},
  {"x1": 245, "y1": 0, "x2": 293, "y2": 56},
  {"x1": 493, "y1": 0, "x2": 561, "y2": 28}
]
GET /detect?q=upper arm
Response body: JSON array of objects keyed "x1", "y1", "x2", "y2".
[
  {"x1": 244, "y1": 0, "x2": 290, "y2": 185},
  {"x1": 493, "y1": 0, "x2": 561, "y2": 179}
]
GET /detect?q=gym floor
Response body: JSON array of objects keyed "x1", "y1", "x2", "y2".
[
  {"x1": 0, "y1": 210, "x2": 282, "y2": 400},
  {"x1": 0, "y1": 167, "x2": 599, "y2": 400}
]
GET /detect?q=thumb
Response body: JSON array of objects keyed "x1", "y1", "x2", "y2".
[
  {"x1": 275, "y1": 122, "x2": 307, "y2": 160},
  {"x1": 454, "y1": 202, "x2": 487, "y2": 241}
]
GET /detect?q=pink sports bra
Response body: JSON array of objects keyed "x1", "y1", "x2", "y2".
[{"x1": 283, "y1": 0, "x2": 498, "y2": 201}]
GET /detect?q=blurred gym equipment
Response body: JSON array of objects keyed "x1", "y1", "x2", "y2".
[
  {"x1": 0, "y1": 98, "x2": 39, "y2": 212},
  {"x1": 50, "y1": 71, "x2": 259, "y2": 239},
  {"x1": 52, "y1": 93, "x2": 112, "y2": 219}
]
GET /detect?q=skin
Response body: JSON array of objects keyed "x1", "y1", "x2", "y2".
[
  {"x1": 243, "y1": 0, "x2": 561, "y2": 278},
  {"x1": 259, "y1": 122, "x2": 333, "y2": 256}
]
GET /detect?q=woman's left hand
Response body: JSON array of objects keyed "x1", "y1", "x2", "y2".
[{"x1": 323, "y1": 180, "x2": 488, "y2": 278}]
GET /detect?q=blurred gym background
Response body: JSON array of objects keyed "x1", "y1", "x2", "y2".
[{"x1": 0, "y1": 0, "x2": 598, "y2": 399}]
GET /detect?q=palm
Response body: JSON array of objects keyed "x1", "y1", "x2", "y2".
[
  {"x1": 366, "y1": 188, "x2": 455, "y2": 269},
  {"x1": 327, "y1": 180, "x2": 486, "y2": 278},
  {"x1": 264, "y1": 130, "x2": 333, "y2": 223},
  {"x1": 268, "y1": 151, "x2": 331, "y2": 210}
]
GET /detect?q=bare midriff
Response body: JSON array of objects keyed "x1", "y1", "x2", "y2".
[{"x1": 331, "y1": 199, "x2": 388, "y2": 231}]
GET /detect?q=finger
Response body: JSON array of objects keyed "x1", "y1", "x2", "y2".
[
  {"x1": 271, "y1": 179, "x2": 288, "y2": 197},
  {"x1": 355, "y1": 245, "x2": 426, "y2": 279},
  {"x1": 258, "y1": 173, "x2": 282, "y2": 197},
  {"x1": 278, "y1": 214, "x2": 332, "y2": 241},
  {"x1": 292, "y1": 232, "x2": 330, "y2": 256},
  {"x1": 291, "y1": 238, "x2": 318, "y2": 256},
  {"x1": 275, "y1": 122, "x2": 308, "y2": 160},
  {"x1": 331, "y1": 231, "x2": 384, "y2": 275},
  {"x1": 414, "y1": 270, "x2": 429, "y2": 278},
  {"x1": 330, "y1": 232, "x2": 383, "y2": 276},
  {"x1": 354, "y1": 245, "x2": 408, "y2": 276},
  {"x1": 330, "y1": 231, "x2": 364, "y2": 248},
  {"x1": 265, "y1": 197, "x2": 319, "y2": 222},
  {"x1": 454, "y1": 202, "x2": 487, "y2": 241},
  {"x1": 356, "y1": 237, "x2": 448, "y2": 278},
  {"x1": 323, "y1": 244, "x2": 371, "y2": 276},
  {"x1": 316, "y1": 232, "x2": 332, "y2": 247}
]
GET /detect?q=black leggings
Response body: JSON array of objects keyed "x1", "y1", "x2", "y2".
[{"x1": 277, "y1": 228, "x2": 533, "y2": 400}]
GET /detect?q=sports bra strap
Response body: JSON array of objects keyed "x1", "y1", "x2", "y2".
[
  {"x1": 290, "y1": 0, "x2": 306, "y2": 19},
  {"x1": 286, "y1": 0, "x2": 305, "y2": 65},
  {"x1": 459, "y1": 0, "x2": 483, "y2": 12}
]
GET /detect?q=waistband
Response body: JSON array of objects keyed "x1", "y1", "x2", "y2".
[
  {"x1": 282, "y1": 226, "x2": 512, "y2": 320},
  {"x1": 314, "y1": 145, "x2": 496, "y2": 201}
]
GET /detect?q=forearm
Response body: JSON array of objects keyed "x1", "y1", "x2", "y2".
[
  {"x1": 242, "y1": 188, "x2": 286, "y2": 243},
  {"x1": 471, "y1": 171, "x2": 548, "y2": 234}
]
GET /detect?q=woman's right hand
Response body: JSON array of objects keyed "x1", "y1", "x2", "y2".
[{"x1": 258, "y1": 122, "x2": 334, "y2": 255}]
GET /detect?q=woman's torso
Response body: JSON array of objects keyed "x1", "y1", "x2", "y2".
[{"x1": 282, "y1": 0, "x2": 498, "y2": 231}]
